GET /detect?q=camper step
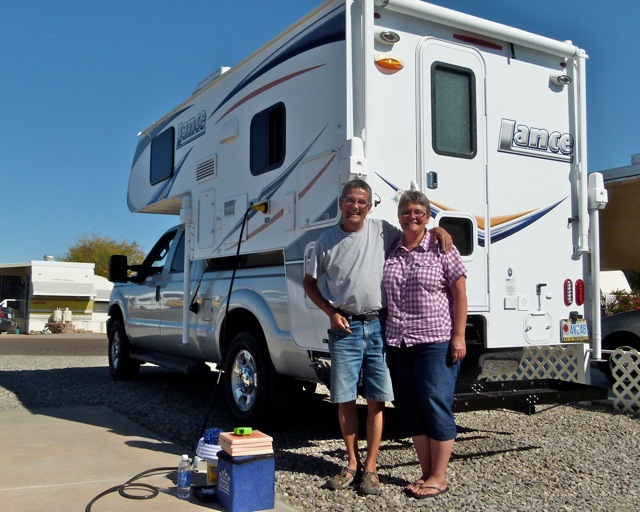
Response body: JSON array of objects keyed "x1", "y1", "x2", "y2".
[{"x1": 130, "y1": 350, "x2": 210, "y2": 376}]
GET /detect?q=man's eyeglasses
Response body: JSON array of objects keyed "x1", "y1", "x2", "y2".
[
  {"x1": 400, "y1": 209, "x2": 427, "y2": 218},
  {"x1": 341, "y1": 197, "x2": 370, "y2": 208}
]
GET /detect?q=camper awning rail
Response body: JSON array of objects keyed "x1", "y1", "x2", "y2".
[{"x1": 374, "y1": 0, "x2": 581, "y2": 59}]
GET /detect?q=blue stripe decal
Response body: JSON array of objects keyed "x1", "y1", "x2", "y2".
[
  {"x1": 147, "y1": 148, "x2": 192, "y2": 206},
  {"x1": 480, "y1": 198, "x2": 567, "y2": 246},
  {"x1": 209, "y1": 5, "x2": 345, "y2": 120},
  {"x1": 131, "y1": 106, "x2": 192, "y2": 168},
  {"x1": 375, "y1": 172, "x2": 568, "y2": 246},
  {"x1": 132, "y1": 5, "x2": 344, "y2": 212},
  {"x1": 213, "y1": 126, "x2": 328, "y2": 250}
]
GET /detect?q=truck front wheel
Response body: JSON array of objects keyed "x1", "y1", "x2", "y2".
[
  {"x1": 108, "y1": 319, "x2": 141, "y2": 380},
  {"x1": 224, "y1": 332, "x2": 273, "y2": 422}
]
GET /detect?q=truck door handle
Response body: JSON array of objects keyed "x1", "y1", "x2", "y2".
[{"x1": 155, "y1": 286, "x2": 161, "y2": 302}]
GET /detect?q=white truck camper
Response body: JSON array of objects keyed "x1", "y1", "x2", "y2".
[{"x1": 108, "y1": 0, "x2": 607, "y2": 422}]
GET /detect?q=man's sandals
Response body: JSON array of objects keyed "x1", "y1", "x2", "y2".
[
  {"x1": 326, "y1": 466, "x2": 382, "y2": 495},
  {"x1": 325, "y1": 466, "x2": 361, "y2": 490}
]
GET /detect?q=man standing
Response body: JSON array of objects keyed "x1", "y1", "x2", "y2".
[{"x1": 303, "y1": 179, "x2": 450, "y2": 495}]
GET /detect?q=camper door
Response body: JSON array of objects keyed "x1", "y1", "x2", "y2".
[{"x1": 418, "y1": 39, "x2": 489, "y2": 311}]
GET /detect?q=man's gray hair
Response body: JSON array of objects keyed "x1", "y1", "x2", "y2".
[{"x1": 340, "y1": 179, "x2": 372, "y2": 205}]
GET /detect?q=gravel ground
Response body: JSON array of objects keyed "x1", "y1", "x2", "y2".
[{"x1": 1, "y1": 344, "x2": 639, "y2": 511}]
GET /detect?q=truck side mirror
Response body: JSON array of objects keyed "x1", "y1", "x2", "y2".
[{"x1": 108, "y1": 255, "x2": 129, "y2": 283}]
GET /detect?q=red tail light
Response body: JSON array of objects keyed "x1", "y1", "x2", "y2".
[
  {"x1": 575, "y1": 279, "x2": 585, "y2": 306},
  {"x1": 563, "y1": 279, "x2": 573, "y2": 306}
]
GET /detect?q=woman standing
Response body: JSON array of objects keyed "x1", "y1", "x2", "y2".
[{"x1": 383, "y1": 190, "x2": 467, "y2": 499}]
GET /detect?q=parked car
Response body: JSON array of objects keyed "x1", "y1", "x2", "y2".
[
  {"x1": 599, "y1": 308, "x2": 640, "y2": 383},
  {"x1": 0, "y1": 307, "x2": 17, "y2": 333}
]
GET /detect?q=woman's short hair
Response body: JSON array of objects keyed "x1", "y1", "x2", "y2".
[{"x1": 398, "y1": 190, "x2": 430, "y2": 215}]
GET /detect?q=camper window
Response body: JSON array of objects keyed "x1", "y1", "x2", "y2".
[
  {"x1": 431, "y1": 63, "x2": 476, "y2": 159},
  {"x1": 250, "y1": 102, "x2": 286, "y2": 175},
  {"x1": 438, "y1": 216, "x2": 474, "y2": 257},
  {"x1": 150, "y1": 127, "x2": 175, "y2": 185}
]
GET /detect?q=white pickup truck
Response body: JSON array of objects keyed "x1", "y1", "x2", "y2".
[
  {"x1": 107, "y1": 223, "x2": 608, "y2": 422},
  {"x1": 107, "y1": 224, "x2": 326, "y2": 422}
]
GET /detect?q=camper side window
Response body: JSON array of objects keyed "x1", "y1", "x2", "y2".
[
  {"x1": 150, "y1": 127, "x2": 175, "y2": 185},
  {"x1": 431, "y1": 63, "x2": 476, "y2": 159},
  {"x1": 438, "y1": 216, "x2": 474, "y2": 257},
  {"x1": 250, "y1": 102, "x2": 286, "y2": 175}
]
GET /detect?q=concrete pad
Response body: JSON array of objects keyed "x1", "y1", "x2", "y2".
[{"x1": 0, "y1": 406, "x2": 299, "y2": 512}]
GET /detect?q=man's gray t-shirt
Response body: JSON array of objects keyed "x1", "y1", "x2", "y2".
[{"x1": 307, "y1": 218, "x2": 401, "y2": 315}]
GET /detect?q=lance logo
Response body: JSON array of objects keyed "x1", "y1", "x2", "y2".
[
  {"x1": 177, "y1": 110, "x2": 207, "y2": 148},
  {"x1": 498, "y1": 119, "x2": 574, "y2": 163}
]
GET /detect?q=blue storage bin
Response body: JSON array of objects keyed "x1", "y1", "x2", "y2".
[{"x1": 216, "y1": 451, "x2": 275, "y2": 512}]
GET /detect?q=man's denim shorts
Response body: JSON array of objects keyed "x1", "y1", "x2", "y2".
[
  {"x1": 388, "y1": 340, "x2": 460, "y2": 441},
  {"x1": 328, "y1": 317, "x2": 394, "y2": 404}
]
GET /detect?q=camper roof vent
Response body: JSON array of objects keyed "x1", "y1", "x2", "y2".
[
  {"x1": 193, "y1": 67, "x2": 230, "y2": 94},
  {"x1": 196, "y1": 155, "x2": 217, "y2": 183}
]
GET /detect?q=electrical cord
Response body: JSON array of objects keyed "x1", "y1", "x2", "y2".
[
  {"x1": 84, "y1": 466, "x2": 175, "y2": 512},
  {"x1": 87, "y1": 203, "x2": 266, "y2": 511},
  {"x1": 196, "y1": 204, "x2": 255, "y2": 442},
  {"x1": 197, "y1": 368, "x2": 224, "y2": 443}
]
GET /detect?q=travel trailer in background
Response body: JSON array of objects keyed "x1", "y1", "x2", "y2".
[
  {"x1": 0, "y1": 260, "x2": 113, "y2": 334},
  {"x1": 108, "y1": 0, "x2": 606, "y2": 421}
]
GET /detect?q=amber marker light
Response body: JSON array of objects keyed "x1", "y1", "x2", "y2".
[{"x1": 374, "y1": 54, "x2": 404, "y2": 72}]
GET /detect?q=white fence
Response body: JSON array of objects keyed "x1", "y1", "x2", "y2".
[
  {"x1": 483, "y1": 345, "x2": 640, "y2": 416},
  {"x1": 485, "y1": 344, "x2": 586, "y2": 383},
  {"x1": 611, "y1": 347, "x2": 640, "y2": 415}
]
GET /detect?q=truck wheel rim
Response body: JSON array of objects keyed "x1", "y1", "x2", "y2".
[
  {"x1": 231, "y1": 349, "x2": 257, "y2": 412},
  {"x1": 111, "y1": 334, "x2": 121, "y2": 368}
]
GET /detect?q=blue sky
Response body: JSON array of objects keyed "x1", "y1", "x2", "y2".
[{"x1": 1, "y1": 0, "x2": 637, "y2": 264}]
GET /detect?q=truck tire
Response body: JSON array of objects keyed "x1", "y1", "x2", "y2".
[
  {"x1": 224, "y1": 331, "x2": 273, "y2": 422},
  {"x1": 108, "y1": 319, "x2": 141, "y2": 380}
]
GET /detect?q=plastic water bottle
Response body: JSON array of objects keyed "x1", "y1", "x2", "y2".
[{"x1": 177, "y1": 454, "x2": 191, "y2": 499}]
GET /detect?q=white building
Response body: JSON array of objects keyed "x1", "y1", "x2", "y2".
[
  {"x1": 0, "y1": 260, "x2": 113, "y2": 334},
  {"x1": 597, "y1": 154, "x2": 640, "y2": 271}
]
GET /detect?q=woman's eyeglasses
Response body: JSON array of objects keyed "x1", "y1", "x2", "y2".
[{"x1": 400, "y1": 210, "x2": 427, "y2": 218}]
